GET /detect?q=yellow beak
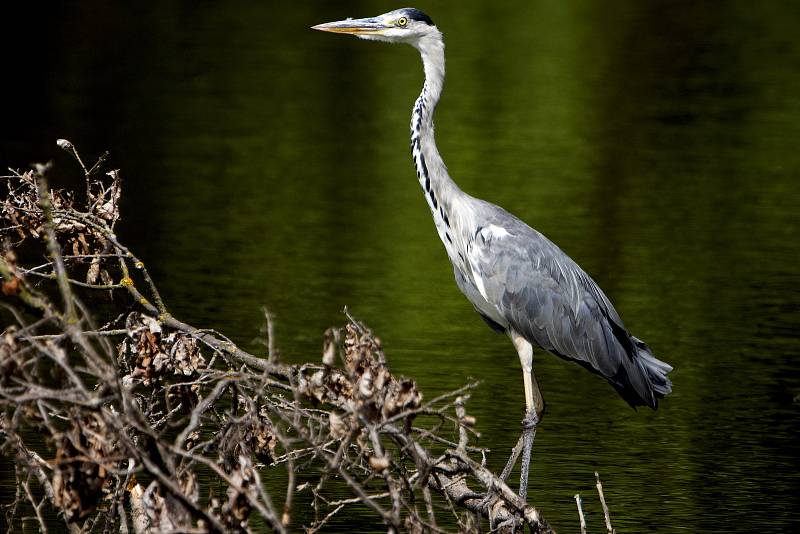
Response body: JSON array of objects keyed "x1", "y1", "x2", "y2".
[{"x1": 311, "y1": 17, "x2": 388, "y2": 35}]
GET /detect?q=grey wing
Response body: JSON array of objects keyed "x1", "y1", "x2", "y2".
[{"x1": 466, "y1": 218, "x2": 670, "y2": 408}]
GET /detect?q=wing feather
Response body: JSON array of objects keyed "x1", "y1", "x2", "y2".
[{"x1": 464, "y1": 209, "x2": 664, "y2": 407}]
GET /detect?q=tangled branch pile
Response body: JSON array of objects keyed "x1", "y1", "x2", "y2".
[{"x1": 0, "y1": 142, "x2": 555, "y2": 533}]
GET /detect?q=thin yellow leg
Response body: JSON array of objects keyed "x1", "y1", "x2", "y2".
[
  {"x1": 510, "y1": 330, "x2": 545, "y2": 503},
  {"x1": 523, "y1": 369, "x2": 535, "y2": 413},
  {"x1": 511, "y1": 331, "x2": 545, "y2": 418},
  {"x1": 529, "y1": 369, "x2": 545, "y2": 419}
]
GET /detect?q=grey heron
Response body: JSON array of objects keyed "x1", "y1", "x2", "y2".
[{"x1": 313, "y1": 7, "x2": 673, "y2": 501}]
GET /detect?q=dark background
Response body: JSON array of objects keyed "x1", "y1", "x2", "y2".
[{"x1": 2, "y1": 1, "x2": 799, "y2": 531}]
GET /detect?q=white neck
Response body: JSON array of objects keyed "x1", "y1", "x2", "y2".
[{"x1": 410, "y1": 30, "x2": 465, "y2": 257}]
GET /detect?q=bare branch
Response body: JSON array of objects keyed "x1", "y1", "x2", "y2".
[
  {"x1": 0, "y1": 142, "x2": 576, "y2": 533},
  {"x1": 596, "y1": 471, "x2": 615, "y2": 534}
]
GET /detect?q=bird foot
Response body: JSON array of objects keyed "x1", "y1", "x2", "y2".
[
  {"x1": 495, "y1": 516, "x2": 520, "y2": 534},
  {"x1": 476, "y1": 492, "x2": 515, "y2": 531}
]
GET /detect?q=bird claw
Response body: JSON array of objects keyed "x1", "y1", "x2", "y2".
[
  {"x1": 477, "y1": 491, "x2": 495, "y2": 513},
  {"x1": 477, "y1": 491, "x2": 512, "y2": 531}
]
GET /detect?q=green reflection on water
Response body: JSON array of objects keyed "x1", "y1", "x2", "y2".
[{"x1": 2, "y1": 0, "x2": 799, "y2": 532}]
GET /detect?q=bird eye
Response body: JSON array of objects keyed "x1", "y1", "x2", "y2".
[{"x1": 397, "y1": 17, "x2": 408, "y2": 27}]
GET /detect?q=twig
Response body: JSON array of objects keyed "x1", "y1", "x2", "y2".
[
  {"x1": 595, "y1": 471, "x2": 615, "y2": 534},
  {"x1": 447, "y1": 448, "x2": 553, "y2": 533},
  {"x1": 455, "y1": 396, "x2": 469, "y2": 451},
  {"x1": 0, "y1": 144, "x2": 565, "y2": 534},
  {"x1": 423, "y1": 485, "x2": 437, "y2": 531},
  {"x1": 575, "y1": 493, "x2": 587, "y2": 534},
  {"x1": 174, "y1": 379, "x2": 230, "y2": 451},
  {"x1": 36, "y1": 177, "x2": 77, "y2": 322},
  {"x1": 21, "y1": 475, "x2": 48, "y2": 534},
  {"x1": 262, "y1": 307, "x2": 276, "y2": 364}
]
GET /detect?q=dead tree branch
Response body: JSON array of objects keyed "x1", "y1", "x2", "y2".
[{"x1": 1, "y1": 141, "x2": 557, "y2": 533}]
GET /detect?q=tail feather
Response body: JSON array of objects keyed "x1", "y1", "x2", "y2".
[
  {"x1": 632, "y1": 336, "x2": 673, "y2": 399},
  {"x1": 605, "y1": 319, "x2": 673, "y2": 409}
]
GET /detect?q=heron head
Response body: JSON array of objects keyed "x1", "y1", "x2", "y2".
[{"x1": 312, "y1": 7, "x2": 437, "y2": 46}]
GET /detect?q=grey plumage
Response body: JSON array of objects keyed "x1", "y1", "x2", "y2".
[
  {"x1": 313, "y1": 6, "x2": 673, "y2": 413},
  {"x1": 314, "y1": 6, "x2": 674, "y2": 503},
  {"x1": 456, "y1": 201, "x2": 672, "y2": 408}
]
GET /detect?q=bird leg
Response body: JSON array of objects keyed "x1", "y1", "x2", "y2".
[
  {"x1": 518, "y1": 401, "x2": 539, "y2": 503},
  {"x1": 479, "y1": 337, "x2": 544, "y2": 529},
  {"x1": 485, "y1": 334, "x2": 545, "y2": 517},
  {"x1": 499, "y1": 433, "x2": 525, "y2": 481},
  {"x1": 511, "y1": 333, "x2": 545, "y2": 502}
]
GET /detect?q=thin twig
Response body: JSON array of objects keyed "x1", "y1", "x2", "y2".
[
  {"x1": 0, "y1": 146, "x2": 565, "y2": 533},
  {"x1": 596, "y1": 471, "x2": 615, "y2": 534},
  {"x1": 575, "y1": 493, "x2": 587, "y2": 534}
]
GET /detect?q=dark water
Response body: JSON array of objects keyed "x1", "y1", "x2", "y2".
[{"x1": 3, "y1": 1, "x2": 800, "y2": 532}]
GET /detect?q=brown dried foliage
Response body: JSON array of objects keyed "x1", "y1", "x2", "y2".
[
  {"x1": 299, "y1": 323, "x2": 423, "y2": 422},
  {"x1": 52, "y1": 417, "x2": 116, "y2": 523},
  {"x1": 0, "y1": 143, "x2": 557, "y2": 533}
]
